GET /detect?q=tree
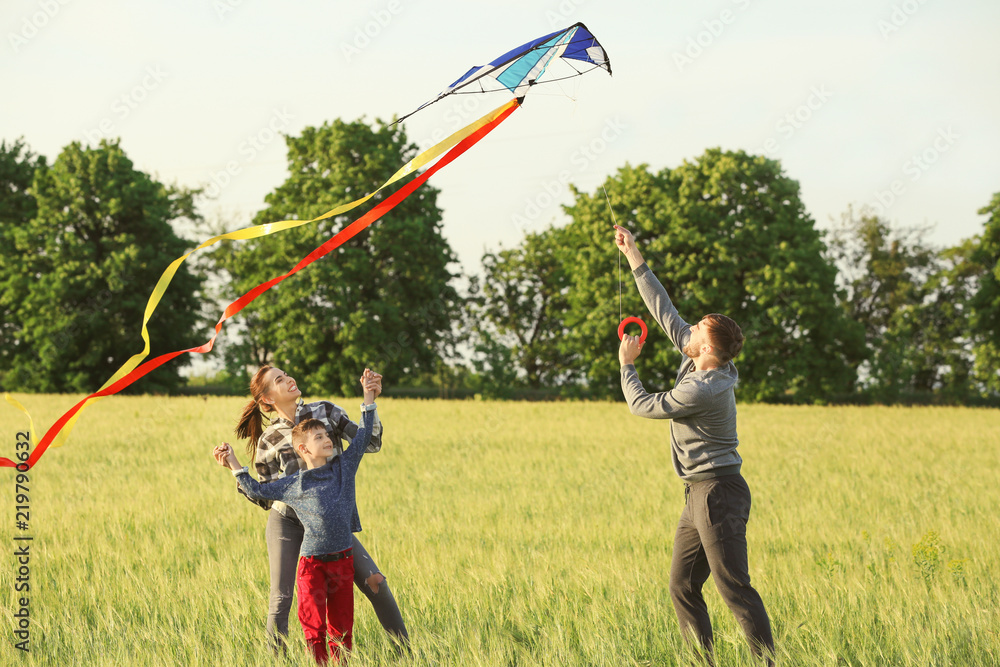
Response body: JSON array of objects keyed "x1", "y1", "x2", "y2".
[
  {"x1": 827, "y1": 206, "x2": 1000, "y2": 402},
  {"x1": 467, "y1": 228, "x2": 579, "y2": 392},
  {"x1": 827, "y1": 208, "x2": 940, "y2": 400},
  {"x1": 969, "y1": 192, "x2": 1000, "y2": 394},
  {"x1": 561, "y1": 152, "x2": 865, "y2": 402},
  {"x1": 0, "y1": 138, "x2": 41, "y2": 225},
  {"x1": 916, "y1": 237, "x2": 984, "y2": 400},
  {"x1": 0, "y1": 138, "x2": 45, "y2": 377},
  {"x1": 1, "y1": 140, "x2": 203, "y2": 393},
  {"x1": 467, "y1": 327, "x2": 521, "y2": 399},
  {"x1": 211, "y1": 118, "x2": 461, "y2": 396}
]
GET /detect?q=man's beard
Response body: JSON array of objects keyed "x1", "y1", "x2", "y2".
[{"x1": 683, "y1": 342, "x2": 700, "y2": 358}]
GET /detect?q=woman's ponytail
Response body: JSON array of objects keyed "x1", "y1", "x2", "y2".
[{"x1": 235, "y1": 365, "x2": 273, "y2": 461}]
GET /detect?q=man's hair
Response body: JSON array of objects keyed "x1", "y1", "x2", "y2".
[
  {"x1": 702, "y1": 313, "x2": 745, "y2": 363},
  {"x1": 291, "y1": 418, "x2": 327, "y2": 449}
]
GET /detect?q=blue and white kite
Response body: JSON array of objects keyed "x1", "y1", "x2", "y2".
[{"x1": 396, "y1": 22, "x2": 611, "y2": 124}]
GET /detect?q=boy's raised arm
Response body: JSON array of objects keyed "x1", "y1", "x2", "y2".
[
  {"x1": 336, "y1": 370, "x2": 383, "y2": 453},
  {"x1": 343, "y1": 370, "x2": 379, "y2": 471}
]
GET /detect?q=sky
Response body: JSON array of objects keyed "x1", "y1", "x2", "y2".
[{"x1": 4, "y1": 0, "x2": 1000, "y2": 285}]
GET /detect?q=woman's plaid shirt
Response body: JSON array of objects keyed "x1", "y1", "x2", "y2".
[{"x1": 239, "y1": 400, "x2": 383, "y2": 521}]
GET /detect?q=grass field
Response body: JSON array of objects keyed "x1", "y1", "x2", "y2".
[{"x1": 1, "y1": 395, "x2": 999, "y2": 666}]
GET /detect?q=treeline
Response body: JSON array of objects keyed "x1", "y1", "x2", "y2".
[
  {"x1": 1, "y1": 120, "x2": 997, "y2": 404},
  {"x1": 468, "y1": 158, "x2": 999, "y2": 404}
]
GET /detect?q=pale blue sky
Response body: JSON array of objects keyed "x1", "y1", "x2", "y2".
[{"x1": 4, "y1": 0, "x2": 999, "y2": 280}]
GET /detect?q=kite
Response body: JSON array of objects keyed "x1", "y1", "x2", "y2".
[
  {"x1": 2, "y1": 22, "x2": 611, "y2": 470},
  {"x1": 396, "y1": 21, "x2": 611, "y2": 124}
]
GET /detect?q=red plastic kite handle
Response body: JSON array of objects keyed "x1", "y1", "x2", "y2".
[{"x1": 617, "y1": 316, "x2": 647, "y2": 343}]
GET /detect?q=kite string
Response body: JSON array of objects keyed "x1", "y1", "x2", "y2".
[{"x1": 602, "y1": 185, "x2": 621, "y2": 321}]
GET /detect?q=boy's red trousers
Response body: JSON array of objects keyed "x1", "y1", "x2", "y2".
[{"x1": 297, "y1": 553, "x2": 354, "y2": 665}]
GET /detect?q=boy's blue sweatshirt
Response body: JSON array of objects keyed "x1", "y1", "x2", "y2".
[{"x1": 234, "y1": 409, "x2": 375, "y2": 556}]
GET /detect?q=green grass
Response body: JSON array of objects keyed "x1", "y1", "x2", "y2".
[{"x1": 1, "y1": 396, "x2": 999, "y2": 665}]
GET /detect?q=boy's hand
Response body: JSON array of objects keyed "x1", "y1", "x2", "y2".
[
  {"x1": 361, "y1": 369, "x2": 377, "y2": 404},
  {"x1": 213, "y1": 443, "x2": 230, "y2": 467}
]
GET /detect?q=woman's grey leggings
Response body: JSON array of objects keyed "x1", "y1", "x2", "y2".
[{"x1": 265, "y1": 508, "x2": 409, "y2": 649}]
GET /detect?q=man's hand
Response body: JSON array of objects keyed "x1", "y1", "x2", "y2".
[
  {"x1": 613, "y1": 225, "x2": 645, "y2": 270},
  {"x1": 619, "y1": 334, "x2": 644, "y2": 366},
  {"x1": 614, "y1": 224, "x2": 636, "y2": 254},
  {"x1": 213, "y1": 443, "x2": 243, "y2": 471}
]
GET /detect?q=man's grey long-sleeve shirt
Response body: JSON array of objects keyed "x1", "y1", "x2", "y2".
[{"x1": 621, "y1": 263, "x2": 742, "y2": 482}]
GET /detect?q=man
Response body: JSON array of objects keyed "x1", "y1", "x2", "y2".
[{"x1": 614, "y1": 224, "x2": 774, "y2": 665}]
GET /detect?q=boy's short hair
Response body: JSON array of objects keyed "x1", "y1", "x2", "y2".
[{"x1": 292, "y1": 418, "x2": 327, "y2": 449}]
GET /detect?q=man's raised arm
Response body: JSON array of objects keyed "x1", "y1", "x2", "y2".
[
  {"x1": 614, "y1": 225, "x2": 692, "y2": 353},
  {"x1": 619, "y1": 334, "x2": 703, "y2": 420}
]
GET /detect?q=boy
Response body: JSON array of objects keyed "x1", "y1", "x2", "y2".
[{"x1": 216, "y1": 370, "x2": 379, "y2": 665}]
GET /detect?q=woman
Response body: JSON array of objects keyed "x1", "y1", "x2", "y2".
[{"x1": 216, "y1": 364, "x2": 408, "y2": 652}]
